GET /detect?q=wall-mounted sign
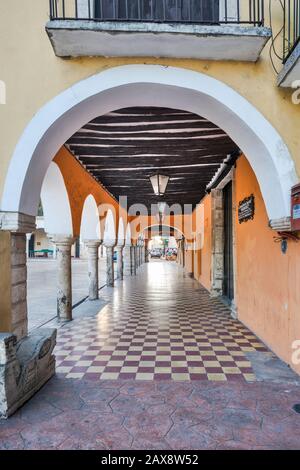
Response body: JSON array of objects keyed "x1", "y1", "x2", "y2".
[{"x1": 238, "y1": 195, "x2": 255, "y2": 224}]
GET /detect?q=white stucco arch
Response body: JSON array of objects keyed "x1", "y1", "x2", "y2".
[
  {"x1": 125, "y1": 223, "x2": 132, "y2": 245},
  {"x1": 40, "y1": 162, "x2": 73, "y2": 236},
  {"x1": 143, "y1": 224, "x2": 184, "y2": 239},
  {"x1": 103, "y1": 209, "x2": 116, "y2": 246},
  {"x1": 1, "y1": 65, "x2": 298, "y2": 222},
  {"x1": 117, "y1": 218, "x2": 125, "y2": 245},
  {"x1": 80, "y1": 194, "x2": 101, "y2": 241}
]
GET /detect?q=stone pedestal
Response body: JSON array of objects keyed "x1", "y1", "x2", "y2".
[
  {"x1": 131, "y1": 246, "x2": 136, "y2": 276},
  {"x1": 50, "y1": 236, "x2": 75, "y2": 322},
  {"x1": 123, "y1": 245, "x2": 131, "y2": 276},
  {"x1": 116, "y1": 246, "x2": 124, "y2": 280},
  {"x1": 137, "y1": 246, "x2": 140, "y2": 269},
  {"x1": 85, "y1": 240, "x2": 101, "y2": 300},
  {"x1": 0, "y1": 329, "x2": 56, "y2": 419},
  {"x1": 105, "y1": 245, "x2": 115, "y2": 287}
]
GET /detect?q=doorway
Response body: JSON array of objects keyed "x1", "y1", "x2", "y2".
[{"x1": 223, "y1": 181, "x2": 234, "y2": 302}]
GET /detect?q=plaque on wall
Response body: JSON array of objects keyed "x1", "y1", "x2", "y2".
[{"x1": 238, "y1": 195, "x2": 255, "y2": 223}]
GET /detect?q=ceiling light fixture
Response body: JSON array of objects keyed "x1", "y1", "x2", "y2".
[{"x1": 150, "y1": 173, "x2": 170, "y2": 196}]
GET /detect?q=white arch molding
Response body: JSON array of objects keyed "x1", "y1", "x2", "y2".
[
  {"x1": 40, "y1": 162, "x2": 73, "y2": 236},
  {"x1": 80, "y1": 194, "x2": 101, "y2": 241},
  {"x1": 103, "y1": 209, "x2": 116, "y2": 246},
  {"x1": 125, "y1": 223, "x2": 132, "y2": 245},
  {"x1": 117, "y1": 218, "x2": 125, "y2": 245},
  {"x1": 1, "y1": 65, "x2": 298, "y2": 224}
]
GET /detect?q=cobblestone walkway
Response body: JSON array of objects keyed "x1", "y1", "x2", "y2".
[{"x1": 55, "y1": 261, "x2": 268, "y2": 382}]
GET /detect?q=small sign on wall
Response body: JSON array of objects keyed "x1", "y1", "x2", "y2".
[{"x1": 238, "y1": 195, "x2": 255, "y2": 224}]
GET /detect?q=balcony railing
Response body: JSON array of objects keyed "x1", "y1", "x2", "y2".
[
  {"x1": 283, "y1": 0, "x2": 300, "y2": 61},
  {"x1": 49, "y1": 0, "x2": 265, "y2": 26}
]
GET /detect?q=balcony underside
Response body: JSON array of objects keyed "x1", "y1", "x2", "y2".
[
  {"x1": 46, "y1": 20, "x2": 271, "y2": 61},
  {"x1": 278, "y1": 41, "x2": 300, "y2": 88}
]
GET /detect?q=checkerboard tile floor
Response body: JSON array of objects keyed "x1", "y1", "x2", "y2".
[{"x1": 55, "y1": 261, "x2": 269, "y2": 382}]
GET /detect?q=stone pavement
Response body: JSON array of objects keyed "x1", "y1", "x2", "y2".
[
  {"x1": 1, "y1": 377, "x2": 300, "y2": 450},
  {"x1": 2, "y1": 260, "x2": 300, "y2": 449},
  {"x1": 27, "y1": 257, "x2": 112, "y2": 330},
  {"x1": 55, "y1": 262, "x2": 268, "y2": 382}
]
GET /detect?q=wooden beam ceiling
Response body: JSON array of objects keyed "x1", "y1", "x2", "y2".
[{"x1": 66, "y1": 107, "x2": 239, "y2": 209}]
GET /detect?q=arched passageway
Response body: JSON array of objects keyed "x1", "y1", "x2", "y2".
[
  {"x1": 1, "y1": 65, "x2": 300, "y2": 420},
  {"x1": 1, "y1": 65, "x2": 297, "y2": 226}
]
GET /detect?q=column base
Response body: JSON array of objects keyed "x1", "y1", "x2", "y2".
[{"x1": 0, "y1": 328, "x2": 56, "y2": 419}]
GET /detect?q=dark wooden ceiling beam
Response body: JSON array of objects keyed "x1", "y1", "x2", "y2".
[
  {"x1": 81, "y1": 121, "x2": 218, "y2": 132},
  {"x1": 68, "y1": 129, "x2": 227, "y2": 145},
  {"x1": 90, "y1": 114, "x2": 208, "y2": 124},
  {"x1": 67, "y1": 106, "x2": 239, "y2": 209},
  {"x1": 110, "y1": 107, "x2": 194, "y2": 115},
  {"x1": 78, "y1": 153, "x2": 226, "y2": 163},
  {"x1": 69, "y1": 129, "x2": 224, "y2": 140},
  {"x1": 70, "y1": 146, "x2": 235, "y2": 157},
  {"x1": 69, "y1": 136, "x2": 230, "y2": 148}
]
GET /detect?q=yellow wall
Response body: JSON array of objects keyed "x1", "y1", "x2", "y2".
[
  {"x1": 235, "y1": 156, "x2": 300, "y2": 374},
  {"x1": 33, "y1": 230, "x2": 52, "y2": 252},
  {"x1": 198, "y1": 195, "x2": 212, "y2": 291},
  {"x1": 0, "y1": 0, "x2": 299, "y2": 204},
  {"x1": 196, "y1": 156, "x2": 300, "y2": 374}
]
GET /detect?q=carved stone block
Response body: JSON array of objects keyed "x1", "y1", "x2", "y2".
[{"x1": 0, "y1": 328, "x2": 56, "y2": 419}]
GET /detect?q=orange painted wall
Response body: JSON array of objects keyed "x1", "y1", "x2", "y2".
[
  {"x1": 53, "y1": 147, "x2": 121, "y2": 237},
  {"x1": 198, "y1": 195, "x2": 212, "y2": 291},
  {"x1": 235, "y1": 156, "x2": 300, "y2": 374}
]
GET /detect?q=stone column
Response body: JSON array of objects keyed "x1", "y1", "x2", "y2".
[
  {"x1": 85, "y1": 240, "x2": 101, "y2": 300},
  {"x1": 50, "y1": 236, "x2": 75, "y2": 322},
  {"x1": 0, "y1": 212, "x2": 36, "y2": 340},
  {"x1": 123, "y1": 244, "x2": 132, "y2": 276},
  {"x1": 211, "y1": 189, "x2": 224, "y2": 298},
  {"x1": 26, "y1": 233, "x2": 32, "y2": 258},
  {"x1": 144, "y1": 241, "x2": 149, "y2": 263},
  {"x1": 116, "y1": 245, "x2": 124, "y2": 280},
  {"x1": 0, "y1": 212, "x2": 57, "y2": 419},
  {"x1": 105, "y1": 244, "x2": 115, "y2": 287},
  {"x1": 131, "y1": 245, "x2": 137, "y2": 276}
]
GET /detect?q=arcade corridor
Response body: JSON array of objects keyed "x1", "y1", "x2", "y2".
[{"x1": 55, "y1": 261, "x2": 268, "y2": 382}]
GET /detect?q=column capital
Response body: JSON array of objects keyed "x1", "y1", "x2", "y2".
[
  {"x1": 49, "y1": 235, "x2": 76, "y2": 248},
  {"x1": 84, "y1": 239, "x2": 102, "y2": 249},
  {"x1": 103, "y1": 239, "x2": 116, "y2": 248},
  {"x1": 0, "y1": 212, "x2": 36, "y2": 233}
]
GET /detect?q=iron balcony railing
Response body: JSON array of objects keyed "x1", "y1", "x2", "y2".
[
  {"x1": 283, "y1": 0, "x2": 300, "y2": 61},
  {"x1": 49, "y1": 1, "x2": 265, "y2": 26}
]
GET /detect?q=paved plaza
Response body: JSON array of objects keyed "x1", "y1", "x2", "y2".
[{"x1": 27, "y1": 257, "x2": 111, "y2": 330}]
